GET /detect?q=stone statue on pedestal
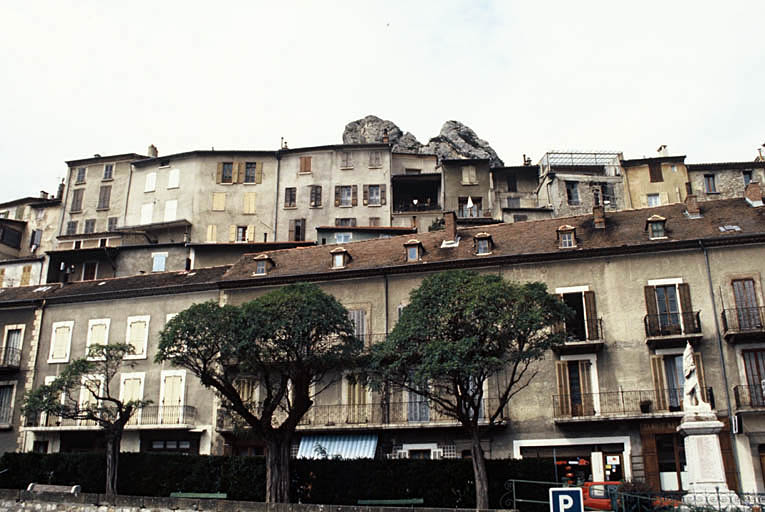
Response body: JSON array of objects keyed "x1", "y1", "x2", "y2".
[{"x1": 682, "y1": 342, "x2": 711, "y2": 413}]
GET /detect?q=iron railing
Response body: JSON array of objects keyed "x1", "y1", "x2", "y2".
[
  {"x1": 722, "y1": 306, "x2": 765, "y2": 333},
  {"x1": 393, "y1": 202, "x2": 442, "y2": 213},
  {"x1": 28, "y1": 405, "x2": 197, "y2": 428},
  {"x1": 553, "y1": 387, "x2": 714, "y2": 419},
  {"x1": 0, "y1": 347, "x2": 21, "y2": 369},
  {"x1": 644, "y1": 311, "x2": 701, "y2": 337},
  {"x1": 0, "y1": 407, "x2": 11, "y2": 424},
  {"x1": 557, "y1": 318, "x2": 603, "y2": 342},
  {"x1": 734, "y1": 385, "x2": 765, "y2": 409}
]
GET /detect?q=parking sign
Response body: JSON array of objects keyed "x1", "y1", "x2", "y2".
[{"x1": 549, "y1": 488, "x2": 583, "y2": 512}]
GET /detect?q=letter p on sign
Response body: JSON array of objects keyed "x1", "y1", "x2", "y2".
[{"x1": 549, "y1": 488, "x2": 583, "y2": 512}]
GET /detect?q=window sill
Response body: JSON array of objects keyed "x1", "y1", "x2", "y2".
[
  {"x1": 243, "y1": 182, "x2": 257, "y2": 185},
  {"x1": 123, "y1": 354, "x2": 147, "y2": 361},
  {"x1": 96, "y1": 207, "x2": 110, "y2": 212},
  {"x1": 309, "y1": 205, "x2": 323, "y2": 209},
  {"x1": 705, "y1": 191, "x2": 720, "y2": 195},
  {"x1": 368, "y1": 165, "x2": 383, "y2": 169},
  {"x1": 337, "y1": 205, "x2": 354, "y2": 208},
  {"x1": 242, "y1": 212, "x2": 256, "y2": 215},
  {"x1": 460, "y1": 182, "x2": 479, "y2": 186},
  {"x1": 218, "y1": 182, "x2": 234, "y2": 186},
  {"x1": 251, "y1": 272, "x2": 267, "y2": 277},
  {"x1": 365, "y1": 203, "x2": 382, "y2": 207},
  {"x1": 339, "y1": 166, "x2": 354, "y2": 171},
  {"x1": 167, "y1": 185, "x2": 179, "y2": 190},
  {"x1": 74, "y1": 182, "x2": 86, "y2": 186},
  {"x1": 283, "y1": 206, "x2": 297, "y2": 210},
  {"x1": 298, "y1": 171, "x2": 312, "y2": 175},
  {"x1": 649, "y1": 236, "x2": 668, "y2": 240},
  {"x1": 47, "y1": 358, "x2": 69, "y2": 364},
  {"x1": 144, "y1": 190, "x2": 156, "y2": 193},
  {"x1": 101, "y1": 178, "x2": 114, "y2": 183},
  {"x1": 475, "y1": 252, "x2": 493, "y2": 256},
  {"x1": 70, "y1": 210, "x2": 82, "y2": 214}
]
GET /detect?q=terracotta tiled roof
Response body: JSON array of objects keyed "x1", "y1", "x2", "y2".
[{"x1": 687, "y1": 161, "x2": 765, "y2": 171}]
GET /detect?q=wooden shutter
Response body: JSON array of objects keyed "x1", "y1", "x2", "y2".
[
  {"x1": 246, "y1": 224, "x2": 255, "y2": 242},
  {"x1": 0, "y1": 268, "x2": 4, "y2": 287},
  {"x1": 352, "y1": 185, "x2": 358, "y2": 206},
  {"x1": 89, "y1": 323, "x2": 107, "y2": 352},
  {"x1": 380, "y1": 184, "x2": 386, "y2": 205},
  {"x1": 649, "y1": 162, "x2": 663, "y2": 182},
  {"x1": 52, "y1": 326, "x2": 70, "y2": 360},
  {"x1": 236, "y1": 162, "x2": 244, "y2": 184},
  {"x1": 206, "y1": 225, "x2": 217, "y2": 242},
  {"x1": 255, "y1": 162, "x2": 263, "y2": 183},
  {"x1": 212, "y1": 192, "x2": 226, "y2": 211},
  {"x1": 123, "y1": 377, "x2": 141, "y2": 402},
  {"x1": 640, "y1": 428, "x2": 660, "y2": 490},
  {"x1": 216, "y1": 163, "x2": 223, "y2": 184},
  {"x1": 129, "y1": 320, "x2": 146, "y2": 356},
  {"x1": 650, "y1": 355, "x2": 668, "y2": 410},
  {"x1": 363, "y1": 185, "x2": 369, "y2": 205},
  {"x1": 162, "y1": 375, "x2": 182, "y2": 407},
  {"x1": 20, "y1": 265, "x2": 31, "y2": 286},
  {"x1": 694, "y1": 352, "x2": 708, "y2": 402},
  {"x1": 678, "y1": 283, "x2": 693, "y2": 331},
  {"x1": 288, "y1": 220, "x2": 296, "y2": 241},
  {"x1": 334, "y1": 186, "x2": 341, "y2": 206},
  {"x1": 228, "y1": 225, "x2": 236, "y2": 242},
  {"x1": 244, "y1": 192, "x2": 256, "y2": 214},
  {"x1": 584, "y1": 291, "x2": 598, "y2": 340},
  {"x1": 579, "y1": 360, "x2": 594, "y2": 415},
  {"x1": 555, "y1": 361, "x2": 571, "y2": 416},
  {"x1": 644, "y1": 286, "x2": 659, "y2": 334}
]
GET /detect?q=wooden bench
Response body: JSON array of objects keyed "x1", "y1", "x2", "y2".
[
  {"x1": 357, "y1": 498, "x2": 424, "y2": 506},
  {"x1": 169, "y1": 492, "x2": 227, "y2": 499},
  {"x1": 26, "y1": 483, "x2": 81, "y2": 495}
]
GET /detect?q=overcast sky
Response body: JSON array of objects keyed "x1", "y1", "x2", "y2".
[{"x1": 1, "y1": 1, "x2": 763, "y2": 202}]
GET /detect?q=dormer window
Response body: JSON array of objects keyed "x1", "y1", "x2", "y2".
[
  {"x1": 474, "y1": 233, "x2": 493, "y2": 255},
  {"x1": 646, "y1": 215, "x2": 667, "y2": 240},
  {"x1": 404, "y1": 239, "x2": 422, "y2": 262},
  {"x1": 331, "y1": 248, "x2": 348, "y2": 269},
  {"x1": 252, "y1": 254, "x2": 273, "y2": 276},
  {"x1": 557, "y1": 225, "x2": 577, "y2": 249}
]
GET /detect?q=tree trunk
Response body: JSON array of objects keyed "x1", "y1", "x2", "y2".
[
  {"x1": 265, "y1": 435, "x2": 291, "y2": 503},
  {"x1": 105, "y1": 430, "x2": 121, "y2": 498},
  {"x1": 470, "y1": 430, "x2": 489, "y2": 510}
]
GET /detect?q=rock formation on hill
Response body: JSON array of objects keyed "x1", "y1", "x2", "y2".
[{"x1": 342, "y1": 115, "x2": 504, "y2": 167}]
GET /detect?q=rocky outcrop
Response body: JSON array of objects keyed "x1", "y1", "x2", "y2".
[{"x1": 342, "y1": 115, "x2": 504, "y2": 167}]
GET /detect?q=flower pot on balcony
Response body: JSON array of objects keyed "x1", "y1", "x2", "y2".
[{"x1": 639, "y1": 400, "x2": 652, "y2": 413}]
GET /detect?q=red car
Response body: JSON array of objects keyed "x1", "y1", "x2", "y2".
[{"x1": 581, "y1": 482, "x2": 681, "y2": 511}]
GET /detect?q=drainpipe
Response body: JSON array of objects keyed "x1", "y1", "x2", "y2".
[
  {"x1": 700, "y1": 240, "x2": 743, "y2": 489},
  {"x1": 273, "y1": 151, "x2": 281, "y2": 241},
  {"x1": 383, "y1": 273, "x2": 389, "y2": 335},
  {"x1": 22, "y1": 298, "x2": 47, "y2": 452}
]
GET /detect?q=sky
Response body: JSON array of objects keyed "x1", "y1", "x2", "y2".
[{"x1": 1, "y1": 1, "x2": 763, "y2": 202}]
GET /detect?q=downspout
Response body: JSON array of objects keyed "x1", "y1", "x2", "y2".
[
  {"x1": 700, "y1": 240, "x2": 742, "y2": 489},
  {"x1": 273, "y1": 151, "x2": 281, "y2": 241},
  {"x1": 383, "y1": 273, "x2": 389, "y2": 335},
  {"x1": 22, "y1": 298, "x2": 46, "y2": 452}
]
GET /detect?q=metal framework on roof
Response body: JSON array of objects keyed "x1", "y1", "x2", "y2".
[{"x1": 539, "y1": 151, "x2": 623, "y2": 174}]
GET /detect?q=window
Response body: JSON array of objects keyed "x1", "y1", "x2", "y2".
[
  {"x1": 369, "y1": 151, "x2": 382, "y2": 168},
  {"x1": 285, "y1": 187, "x2": 296, "y2": 208},
  {"x1": 235, "y1": 226, "x2": 247, "y2": 242},
  {"x1": 475, "y1": 234, "x2": 492, "y2": 255},
  {"x1": 29, "y1": 229, "x2": 42, "y2": 248},
  {"x1": 369, "y1": 217, "x2": 380, "y2": 226},
  {"x1": 2, "y1": 325, "x2": 23, "y2": 367},
  {"x1": 332, "y1": 251, "x2": 346, "y2": 269},
  {"x1": 364, "y1": 184, "x2": 385, "y2": 206},
  {"x1": 601, "y1": 183, "x2": 615, "y2": 205},
  {"x1": 140, "y1": 203, "x2": 153, "y2": 224},
  {"x1": 644, "y1": 281, "x2": 696, "y2": 336},
  {"x1": 152, "y1": 252, "x2": 167, "y2": 272},
  {"x1": 560, "y1": 232, "x2": 574, "y2": 248},
  {"x1": 335, "y1": 218, "x2": 356, "y2": 227},
  {"x1": 289, "y1": 219, "x2": 305, "y2": 241},
  {"x1": 49, "y1": 321, "x2": 73, "y2": 363},
  {"x1": 255, "y1": 260, "x2": 267, "y2": 275},
  {"x1": 555, "y1": 358, "x2": 596, "y2": 417},
  {"x1": 86, "y1": 319, "x2": 110, "y2": 359},
  {"x1": 299, "y1": 156, "x2": 312, "y2": 173},
  {"x1": 211, "y1": 192, "x2": 226, "y2": 211},
  {"x1": 743, "y1": 349, "x2": 765, "y2": 406},
  {"x1": 71, "y1": 189, "x2": 84, "y2": 212},
  {"x1": 405, "y1": 242, "x2": 421, "y2": 262},
  {"x1": 0, "y1": 226, "x2": 22, "y2": 249},
  {"x1": 513, "y1": 214, "x2": 528, "y2": 222},
  {"x1": 206, "y1": 225, "x2": 217, "y2": 242},
  {"x1": 310, "y1": 185, "x2": 322, "y2": 207},
  {"x1": 82, "y1": 261, "x2": 97, "y2": 280},
  {"x1": 20, "y1": 265, "x2": 31, "y2": 286},
  {"x1": 335, "y1": 232, "x2": 352, "y2": 243},
  {"x1": 649, "y1": 162, "x2": 663, "y2": 183},
  {"x1": 84, "y1": 219, "x2": 96, "y2": 234},
  {"x1": 75, "y1": 167, "x2": 86, "y2": 184},
  {"x1": 458, "y1": 197, "x2": 482, "y2": 218},
  {"x1": 74, "y1": 241, "x2": 81, "y2": 249},
  {"x1": 0, "y1": 384, "x2": 13, "y2": 425},
  {"x1": 647, "y1": 194, "x2": 661, "y2": 207},
  {"x1": 164, "y1": 200, "x2": 177, "y2": 222},
  {"x1": 144, "y1": 172, "x2": 157, "y2": 192},
  {"x1": 704, "y1": 174, "x2": 718, "y2": 193},
  {"x1": 506, "y1": 174, "x2": 517, "y2": 192},
  {"x1": 461, "y1": 166, "x2": 477, "y2": 185},
  {"x1": 120, "y1": 373, "x2": 144, "y2": 424},
  {"x1": 340, "y1": 152, "x2": 353, "y2": 169},
  {"x1": 220, "y1": 163, "x2": 233, "y2": 184},
  {"x1": 167, "y1": 168, "x2": 180, "y2": 189},
  {"x1": 96, "y1": 186, "x2": 111, "y2": 210},
  {"x1": 125, "y1": 316, "x2": 150, "y2": 359},
  {"x1": 744, "y1": 170, "x2": 753, "y2": 186},
  {"x1": 339, "y1": 186, "x2": 353, "y2": 207},
  {"x1": 107, "y1": 217, "x2": 118, "y2": 231},
  {"x1": 506, "y1": 197, "x2": 521, "y2": 208},
  {"x1": 732, "y1": 279, "x2": 762, "y2": 330},
  {"x1": 556, "y1": 289, "x2": 599, "y2": 341},
  {"x1": 243, "y1": 192, "x2": 256, "y2": 214},
  {"x1": 159, "y1": 370, "x2": 186, "y2": 423},
  {"x1": 101, "y1": 164, "x2": 114, "y2": 180},
  {"x1": 565, "y1": 182, "x2": 580, "y2": 205},
  {"x1": 244, "y1": 162, "x2": 257, "y2": 183},
  {"x1": 66, "y1": 221, "x2": 78, "y2": 235},
  {"x1": 655, "y1": 434, "x2": 687, "y2": 491},
  {"x1": 649, "y1": 221, "x2": 665, "y2": 239},
  {"x1": 348, "y1": 309, "x2": 366, "y2": 344},
  {"x1": 0, "y1": 211, "x2": 6, "y2": 219}
]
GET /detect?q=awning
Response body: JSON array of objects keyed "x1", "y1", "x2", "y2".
[{"x1": 297, "y1": 434, "x2": 377, "y2": 460}]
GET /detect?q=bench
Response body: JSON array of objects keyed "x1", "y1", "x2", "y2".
[
  {"x1": 357, "y1": 498, "x2": 424, "y2": 506},
  {"x1": 26, "y1": 483, "x2": 81, "y2": 495},
  {"x1": 169, "y1": 492, "x2": 227, "y2": 499}
]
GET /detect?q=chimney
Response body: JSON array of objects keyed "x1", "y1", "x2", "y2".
[
  {"x1": 147, "y1": 144, "x2": 158, "y2": 158},
  {"x1": 56, "y1": 179, "x2": 65, "y2": 200},
  {"x1": 444, "y1": 211, "x2": 457, "y2": 240},
  {"x1": 593, "y1": 205, "x2": 606, "y2": 229},
  {"x1": 657, "y1": 145, "x2": 668, "y2": 157},
  {"x1": 39, "y1": 190, "x2": 48, "y2": 199},
  {"x1": 684, "y1": 194, "x2": 700, "y2": 216},
  {"x1": 382, "y1": 129, "x2": 389, "y2": 144},
  {"x1": 745, "y1": 181, "x2": 763, "y2": 204}
]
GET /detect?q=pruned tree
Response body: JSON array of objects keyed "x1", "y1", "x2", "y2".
[
  {"x1": 369, "y1": 270, "x2": 569, "y2": 509},
  {"x1": 156, "y1": 283, "x2": 362, "y2": 503},
  {"x1": 22, "y1": 343, "x2": 151, "y2": 497}
]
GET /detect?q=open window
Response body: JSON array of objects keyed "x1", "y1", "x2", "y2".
[{"x1": 556, "y1": 288, "x2": 600, "y2": 341}]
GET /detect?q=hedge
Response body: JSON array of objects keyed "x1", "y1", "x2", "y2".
[{"x1": 0, "y1": 452, "x2": 556, "y2": 508}]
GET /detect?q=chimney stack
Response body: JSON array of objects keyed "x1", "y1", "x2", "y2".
[
  {"x1": 148, "y1": 144, "x2": 158, "y2": 158},
  {"x1": 745, "y1": 181, "x2": 762, "y2": 204},
  {"x1": 684, "y1": 194, "x2": 700, "y2": 216},
  {"x1": 382, "y1": 129, "x2": 389, "y2": 144},
  {"x1": 657, "y1": 145, "x2": 668, "y2": 157},
  {"x1": 444, "y1": 211, "x2": 457, "y2": 240},
  {"x1": 593, "y1": 205, "x2": 606, "y2": 229},
  {"x1": 39, "y1": 190, "x2": 48, "y2": 199},
  {"x1": 56, "y1": 179, "x2": 65, "y2": 200}
]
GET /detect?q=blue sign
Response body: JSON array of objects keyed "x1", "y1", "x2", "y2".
[{"x1": 549, "y1": 488, "x2": 583, "y2": 512}]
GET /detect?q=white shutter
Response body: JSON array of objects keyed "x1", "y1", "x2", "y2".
[
  {"x1": 144, "y1": 172, "x2": 156, "y2": 192},
  {"x1": 140, "y1": 203, "x2": 153, "y2": 225},
  {"x1": 167, "y1": 168, "x2": 180, "y2": 189},
  {"x1": 50, "y1": 323, "x2": 72, "y2": 362},
  {"x1": 206, "y1": 225, "x2": 217, "y2": 242},
  {"x1": 125, "y1": 317, "x2": 149, "y2": 358},
  {"x1": 164, "y1": 200, "x2": 177, "y2": 222}
]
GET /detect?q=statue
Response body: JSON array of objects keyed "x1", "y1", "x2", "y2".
[{"x1": 682, "y1": 342, "x2": 710, "y2": 412}]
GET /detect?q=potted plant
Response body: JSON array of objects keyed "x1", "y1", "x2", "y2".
[{"x1": 639, "y1": 400, "x2": 652, "y2": 413}]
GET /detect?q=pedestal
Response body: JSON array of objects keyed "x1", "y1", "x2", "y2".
[{"x1": 677, "y1": 413, "x2": 742, "y2": 509}]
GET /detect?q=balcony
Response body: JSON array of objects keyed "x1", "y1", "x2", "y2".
[
  {"x1": 553, "y1": 387, "x2": 715, "y2": 422},
  {"x1": 722, "y1": 307, "x2": 765, "y2": 343},
  {"x1": 0, "y1": 347, "x2": 21, "y2": 372},
  {"x1": 734, "y1": 385, "x2": 765, "y2": 411},
  {"x1": 553, "y1": 319, "x2": 605, "y2": 355},
  {"x1": 25, "y1": 405, "x2": 197, "y2": 430},
  {"x1": 644, "y1": 311, "x2": 703, "y2": 348}
]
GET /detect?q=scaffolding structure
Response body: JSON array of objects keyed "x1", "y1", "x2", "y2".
[{"x1": 539, "y1": 151, "x2": 623, "y2": 176}]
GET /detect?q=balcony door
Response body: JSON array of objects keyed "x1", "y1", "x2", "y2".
[
  {"x1": 555, "y1": 359, "x2": 595, "y2": 417},
  {"x1": 408, "y1": 381, "x2": 430, "y2": 422},
  {"x1": 3, "y1": 328, "x2": 21, "y2": 366},
  {"x1": 656, "y1": 285, "x2": 681, "y2": 333},
  {"x1": 733, "y1": 279, "x2": 761, "y2": 330},
  {"x1": 160, "y1": 371, "x2": 185, "y2": 424},
  {"x1": 743, "y1": 349, "x2": 765, "y2": 407},
  {"x1": 121, "y1": 374, "x2": 143, "y2": 425}
]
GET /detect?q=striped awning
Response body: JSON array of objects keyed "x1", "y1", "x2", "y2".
[{"x1": 297, "y1": 434, "x2": 378, "y2": 460}]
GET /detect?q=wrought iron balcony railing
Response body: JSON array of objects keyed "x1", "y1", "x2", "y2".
[
  {"x1": 722, "y1": 307, "x2": 765, "y2": 333},
  {"x1": 644, "y1": 311, "x2": 701, "y2": 337},
  {"x1": 734, "y1": 385, "x2": 765, "y2": 409},
  {"x1": 27, "y1": 405, "x2": 197, "y2": 428},
  {"x1": 553, "y1": 387, "x2": 714, "y2": 419},
  {"x1": 0, "y1": 347, "x2": 21, "y2": 369}
]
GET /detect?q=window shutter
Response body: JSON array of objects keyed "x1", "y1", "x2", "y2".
[
  {"x1": 20, "y1": 265, "x2": 31, "y2": 286},
  {"x1": 584, "y1": 291, "x2": 598, "y2": 340},
  {"x1": 555, "y1": 361, "x2": 571, "y2": 416},
  {"x1": 52, "y1": 326, "x2": 69, "y2": 360},
  {"x1": 335, "y1": 186, "x2": 341, "y2": 207},
  {"x1": 350, "y1": 218, "x2": 357, "y2": 227},
  {"x1": 650, "y1": 355, "x2": 668, "y2": 410},
  {"x1": 693, "y1": 352, "x2": 708, "y2": 402},
  {"x1": 579, "y1": 360, "x2": 594, "y2": 415},
  {"x1": 288, "y1": 220, "x2": 296, "y2": 241},
  {"x1": 228, "y1": 225, "x2": 236, "y2": 242},
  {"x1": 212, "y1": 192, "x2": 226, "y2": 211},
  {"x1": 123, "y1": 378, "x2": 141, "y2": 402},
  {"x1": 660, "y1": 192, "x2": 669, "y2": 205},
  {"x1": 0, "y1": 268, "x2": 4, "y2": 287},
  {"x1": 206, "y1": 225, "x2": 216, "y2": 242},
  {"x1": 470, "y1": 167, "x2": 477, "y2": 183},
  {"x1": 644, "y1": 286, "x2": 659, "y2": 334},
  {"x1": 244, "y1": 192, "x2": 256, "y2": 214},
  {"x1": 247, "y1": 225, "x2": 255, "y2": 242},
  {"x1": 380, "y1": 184, "x2": 386, "y2": 205},
  {"x1": 216, "y1": 163, "x2": 223, "y2": 184},
  {"x1": 129, "y1": 321, "x2": 146, "y2": 356},
  {"x1": 255, "y1": 162, "x2": 263, "y2": 183},
  {"x1": 237, "y1": 162, "x2": 245, "y2": 184},
  {"x1": 363, "y1": 185, "x2": 369, "y2": 205},
  {"x1": 352, "y1": 185, "x2": 358, "y2": 206},
  {"x1": 678, "y1": 283, "x2": 693, "y2": 314}
]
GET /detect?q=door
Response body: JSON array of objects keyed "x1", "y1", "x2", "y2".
[
  {"x1": 122, "y1": 376, "x2": 143, "y2": 425},
  {"x1": 346, "y1": 376, "x2": 368, "y2": 424},
  {"x1": 655, "y1": 285, "x2": 681, "y2": 333},
  {"x1": 562, "y1": 293, "x2": 587, "y2": 341},
  {"x1": 743, "y1": 350, "x2": 765, "y2": 407},
  {"x1": 3, "y1": 328, "x2": 21, "y2": 366},
  {"x1": 663, "y1": 355, "x2": 684, "y2": 411},
  {"x1": 160, "y1": 373, "x2": 184, "y2": 424},
  {"x1": 733, "y1": 279, "x2": 761, "y2": 330}
]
